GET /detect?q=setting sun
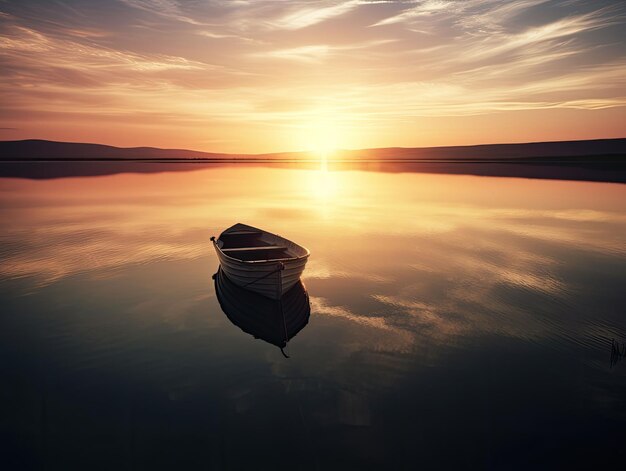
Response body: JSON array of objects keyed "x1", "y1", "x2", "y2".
[{"x1": 298, "y1": 117, "x2": 341, "y2": 157}]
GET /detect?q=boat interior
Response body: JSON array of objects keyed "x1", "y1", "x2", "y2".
[{"x1": 219, "y1": 229, "x2": 293, "y2": 261}]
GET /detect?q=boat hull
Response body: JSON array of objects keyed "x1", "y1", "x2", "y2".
[
  {"x1": 215, "y1": 249, "x2": 308, "y2": 299},
  {"x1": 212, "y1": 223, "x2": 309, "y2": 300}
]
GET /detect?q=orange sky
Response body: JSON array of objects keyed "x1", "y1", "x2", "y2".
[{"x1": 0, "y1": 0, "x2": 625, "y2": 153}]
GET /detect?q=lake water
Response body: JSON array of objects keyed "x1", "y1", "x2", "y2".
[{"x1": 1, "y1": 163, "x2": 625, "y2": 469}]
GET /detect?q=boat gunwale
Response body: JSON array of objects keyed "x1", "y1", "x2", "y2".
[
  {"x1": 216, "y1": 246, "x2": 310, "y2": 264},
  {"x1": 212, "y1": 226, "x2": 310, "y2": 265}
]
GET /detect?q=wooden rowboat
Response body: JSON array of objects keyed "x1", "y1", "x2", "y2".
[
  {"x1": 211, "y1": 223, "x2": 310, "y2": 300},
  {"x1": 213, "y1": 268, "x2": 310, "y2": 352}
]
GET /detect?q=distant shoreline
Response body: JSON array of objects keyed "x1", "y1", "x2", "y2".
[
  {"x1": 1, "y1": 138, "x2": 625, "y2": 163},
  {"x1": 1, "y1": 154, "x2": 623, "y2": 164},
  {"x1": 2, "y1": 138, "x2": 624, "y2": 183},
  {"x1": 2, "y1": 158, "x2": 624, "y2": 184}
]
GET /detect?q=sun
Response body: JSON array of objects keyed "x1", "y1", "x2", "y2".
[{"x1": 301, "y1": 118, "x2": 340, "y2": 159}]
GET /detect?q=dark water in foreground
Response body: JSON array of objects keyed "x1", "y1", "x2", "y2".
[{"x1": 1, "y1": 164, "x2": 625, "y2": 469}]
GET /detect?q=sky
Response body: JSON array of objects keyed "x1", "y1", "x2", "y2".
[{"x1": 0, "y1": 0, "x2": 625, "y2": 153}]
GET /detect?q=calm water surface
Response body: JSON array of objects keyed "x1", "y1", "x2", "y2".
[{"x1": 1, "y1": 164, "x2": 625, "y2": 469}]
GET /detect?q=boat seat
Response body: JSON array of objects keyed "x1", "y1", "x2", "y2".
[{"x1": 222, "y1": 246, "x2": 287, "y2": 253}]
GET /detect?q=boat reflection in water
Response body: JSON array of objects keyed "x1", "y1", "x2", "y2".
[{"x1": 213, "y1": 267, "x2": 310, "y2": 357}]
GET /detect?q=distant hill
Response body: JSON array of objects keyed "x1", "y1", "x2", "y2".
[
  {"x1": 0, "y1": 140, "x2": 233, "y2": 161},
  {"x1": 335, "y1": 138, "x2": 626, "y2": 161},
  {"x1": 0, "y1": 138, "x2": 625, "y2": 161}
]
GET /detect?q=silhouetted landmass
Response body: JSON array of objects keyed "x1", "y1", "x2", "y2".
[
  {"x1": 333, "y1": 138, "x2": 626, "y2": 161},
  {"x1": 1, "y1": 138, "x2": 625, "y2": 162},
  {"x1": 0, "y1": 139, "x2": 233, "y2": 160},
  {"x1": 1, "y1": 138, "x2": 625, "y2": 183}
]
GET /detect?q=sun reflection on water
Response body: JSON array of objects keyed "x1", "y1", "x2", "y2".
[{"x1": 307, "y1": 162, "x2": 340, "y2": 212}]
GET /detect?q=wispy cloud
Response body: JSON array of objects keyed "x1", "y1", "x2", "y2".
[
  {"x1": 456, "y1": 9, "x2": 623, "y2": 62},
  {"x1": 271, "y1": 0, "x2": 362, "y2": 30},
  {"x1": 372, "y1": 0, "x2": 455, "y2": 26},
  {"x1": 117, "y1": 0, "x2": 207, "y2": 25},
  {"x1": 255, "y1": 44, "x2": 331, "y2": 62},
  {"x1": 372, "y1": 0, "x2": 552, "y2": 28},
  {"x1": 0, "y1": 24, "x2": 207, "y2": 72},
  {"x1": 252, "y1": 39, "x2": 395, "y2": 62}
]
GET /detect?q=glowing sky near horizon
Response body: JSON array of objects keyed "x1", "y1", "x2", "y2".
[{"x1": 0, "y1": 0, "x2": 625, "y2": 153}]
